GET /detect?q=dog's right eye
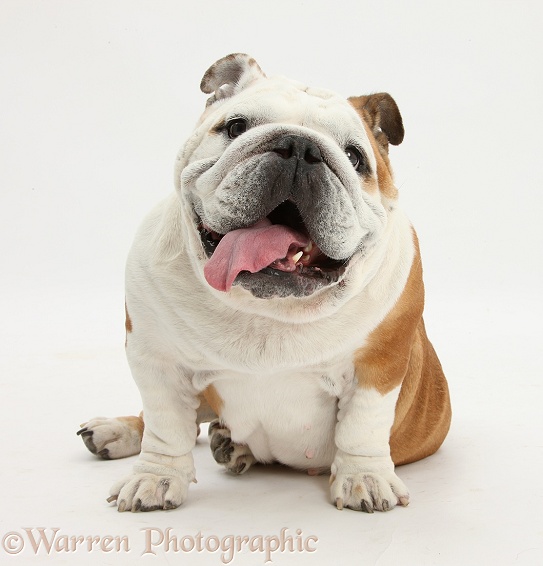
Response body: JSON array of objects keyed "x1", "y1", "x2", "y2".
[{"x1": 226, "y1": 119, "x2": 247, "y2": 139}]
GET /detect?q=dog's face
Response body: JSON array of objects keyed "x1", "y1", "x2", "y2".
[{"x1": 176, "y1": 54, "x2": 404, "y2": 304}]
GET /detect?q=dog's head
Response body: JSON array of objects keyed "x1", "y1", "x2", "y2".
[{"x1": 176, "y1": 53, "x2": 404, "y2": 305}]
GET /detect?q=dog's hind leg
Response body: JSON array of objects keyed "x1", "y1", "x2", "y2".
[
  {"x1": 77, "y1": 413, "x2": 144, "y2": 460},
  {"x1": 78, "y1": 393, "x2": 217, "y2": 460},
  {"x1": 208, "y1": 420, "x2": 256, "y2": 474}
]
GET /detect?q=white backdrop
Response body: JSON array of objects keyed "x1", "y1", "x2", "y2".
[{"x1": 1, "y1": 1, "x2": 542, "y2": 565}]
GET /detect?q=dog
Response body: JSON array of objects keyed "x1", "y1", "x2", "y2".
[{"x1": 78, "y1": 53, "x2": 451, "y2": 513}]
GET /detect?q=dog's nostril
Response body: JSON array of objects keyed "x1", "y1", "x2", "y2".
[
  {"x1": 273, "y1": 145, "x2": 294, "y2": 159},
  {"x1": 272, "y1": 135, "x2": 322, "y2": 164},
  {"x1": 304, "y1": 148, "x2": 322, "y2": 164}
]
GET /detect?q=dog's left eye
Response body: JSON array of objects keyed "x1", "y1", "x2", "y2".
[
  {"x1": 226, "y1": 119, "x2": 248, "y2": 139},
  {"x1": 345, "y1": 146, "x2": 364, "y2": 170}
]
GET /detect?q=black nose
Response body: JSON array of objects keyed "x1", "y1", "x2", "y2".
[{"x1": 272, "y1": 135, "x2": 323, "y2": 164}]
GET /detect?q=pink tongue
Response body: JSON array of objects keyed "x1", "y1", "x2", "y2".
[{"x1": 204, "y1": 219, "x2": 310, "y2": 292}]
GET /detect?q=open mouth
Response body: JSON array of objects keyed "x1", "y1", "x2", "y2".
[{"x1": 198, "y1": 201, "x2": 349, "y2": 296}]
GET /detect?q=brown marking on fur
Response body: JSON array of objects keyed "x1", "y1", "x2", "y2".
[
  {"x1": 364, "y1": 121, "x2": 398, "y2": 199},
  {"x1": 389, "y1": 319, "x2": 451, "y2": 465},
  {"x1": 200, "y1": 53, "x2": 265, "y2": 94},
  {"x1": 124, "y1": 303, "x2": 132, "y2": 333},
  {"x1": 349, "y1": 94, "x2": 404, "y2": 200},
  {"x1": 202, "y1": 384, "x2": 224, "y2": 417},
  {"x1": 354, "y1": 231, "x2": 451, "y2": 465},
  {"x1": 197, "y1": 391, "x2": 219, "y2": 424},
  {"x1": 117, "y1": 414, "x2": 144, "y2": 439},
  {"x1": 211, "y1": 118, "x2": 226, "y2": 134},
  {"x1": 354, "y1": 232, "x2": 425, "y2": 395},
  {"x1": 349, "y1": 93, "x2": 404, "y2": 146},
  {"x1": 124, "y1": 302, "x2": 132, "y2": 347}
]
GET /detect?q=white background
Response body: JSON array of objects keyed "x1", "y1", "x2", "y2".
[{"x1": 1, "y1": 1, "x2": 542, "y2": 564}]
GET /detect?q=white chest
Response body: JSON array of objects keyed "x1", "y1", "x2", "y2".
[{"x1": 208, "y1": 358, "x2": 356, "y2": 470}]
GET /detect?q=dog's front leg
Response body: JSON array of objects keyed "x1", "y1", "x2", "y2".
[
  {"x1": 109, "y1": 352, "x2": 199, "y2": 512},
  {"x1": 330, "y1": 383, "x2": 409, "y2": 513},
  {"x1": 330, "y1": 241, "x2": 426, "y2": 512}
]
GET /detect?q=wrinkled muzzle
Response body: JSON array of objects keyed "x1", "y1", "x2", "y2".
[{"x1": 181, "y1": 125, "x2": 386, "y2": 298}]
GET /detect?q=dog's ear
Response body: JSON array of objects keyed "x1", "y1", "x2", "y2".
[
  {"x1": 348, "y1": 93, "x2": 404, "y2": 152},
  {"x1": 200, "y1": 53, "x2": 266, "y2": 105}
]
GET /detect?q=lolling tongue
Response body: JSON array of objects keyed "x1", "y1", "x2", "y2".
[{"x1": 203, "y1": 218, "x2": 310, "y2": 292}]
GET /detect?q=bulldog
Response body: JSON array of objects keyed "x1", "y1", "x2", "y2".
[{"x1": 78, "y1": 53, "x2": 451, "y2": 513}]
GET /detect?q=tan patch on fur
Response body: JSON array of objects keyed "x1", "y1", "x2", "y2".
[
  {"x1": 354, "y1": 232, "x2": 425, "y2": 395},
  {"x1": 117, "y1": 414, "x2": 144, "y2": 438},
  {"x1": 202, "y1": 384, "x2": 224, "y2": 417},
  {"x1": 389, "y1": 320, "x2": 451, "y2": 465},
  {"x1": 124, "y1": 302, "x2": 132, "y2": 347},
  {"x1": 348, "y1": 93, "x2": 404, "y2": 146},
  {"x1": 364, "y1": 121, "x2": 398, "y2": 200},
  {"x1": 197, "y1": 391, "x2": 218, "y2": 424},
  {"x1": 124, "y1": 304, "x2": 132, "y2": 333},
  {"x1": 349, "y1": 94, "x2": 403, "y2": 200},
  {"x1": 354, "y1": 232, "x2": 451, "y2": 465}
]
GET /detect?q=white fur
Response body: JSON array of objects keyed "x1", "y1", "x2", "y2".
[
  {"x1": 330, "y1": 386, "x2": 409, "y2": 510},
  {"x1": 110, "y1": 64, "x2": 416, "y2": 512},
  {"x1": 79, "y1": 417, "x2": 141, "y2": 459}
]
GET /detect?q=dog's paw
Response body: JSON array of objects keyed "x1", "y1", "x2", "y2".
[
  {"x1": 77, "y1": 416, "x2": 142, "y2": 460},
  {"x1": 108, "y1": 473, "x2": 189, "y2": 512},
  {"x1": 208, "y1": 420, "x2": 256, "y2": 474},
  {"x1": 330, "y1": 453, "x2": 409, "y2": 513},
  {"x1": 330, "y1": 471, "x2": 409, "y2": 512}
]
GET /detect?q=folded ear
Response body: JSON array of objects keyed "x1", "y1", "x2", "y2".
[
  {"x1": 348, "y1": 93, "x2": 404, "y2": 151},
  {"x1": 200, "y1": 53, "x2": 266, "y2": 105}
]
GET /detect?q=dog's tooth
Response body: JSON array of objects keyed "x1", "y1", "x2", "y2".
[
  {"x1": 303, "y1": 242, "x2": 313, "y2": 253},
  {"x1": 292, "y1": 251, "x2": 303, "y2": 263},
  {"x1": 301, "y1": 254, "x2": 310, "y2": 263}
]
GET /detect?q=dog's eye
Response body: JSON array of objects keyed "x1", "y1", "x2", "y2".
[
  {"x1": 345, "y1": 146, "x2": 363, "y2": 170},
  {"x1": 226, "y1": 119, "x2": 247, "y2": 139}
]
